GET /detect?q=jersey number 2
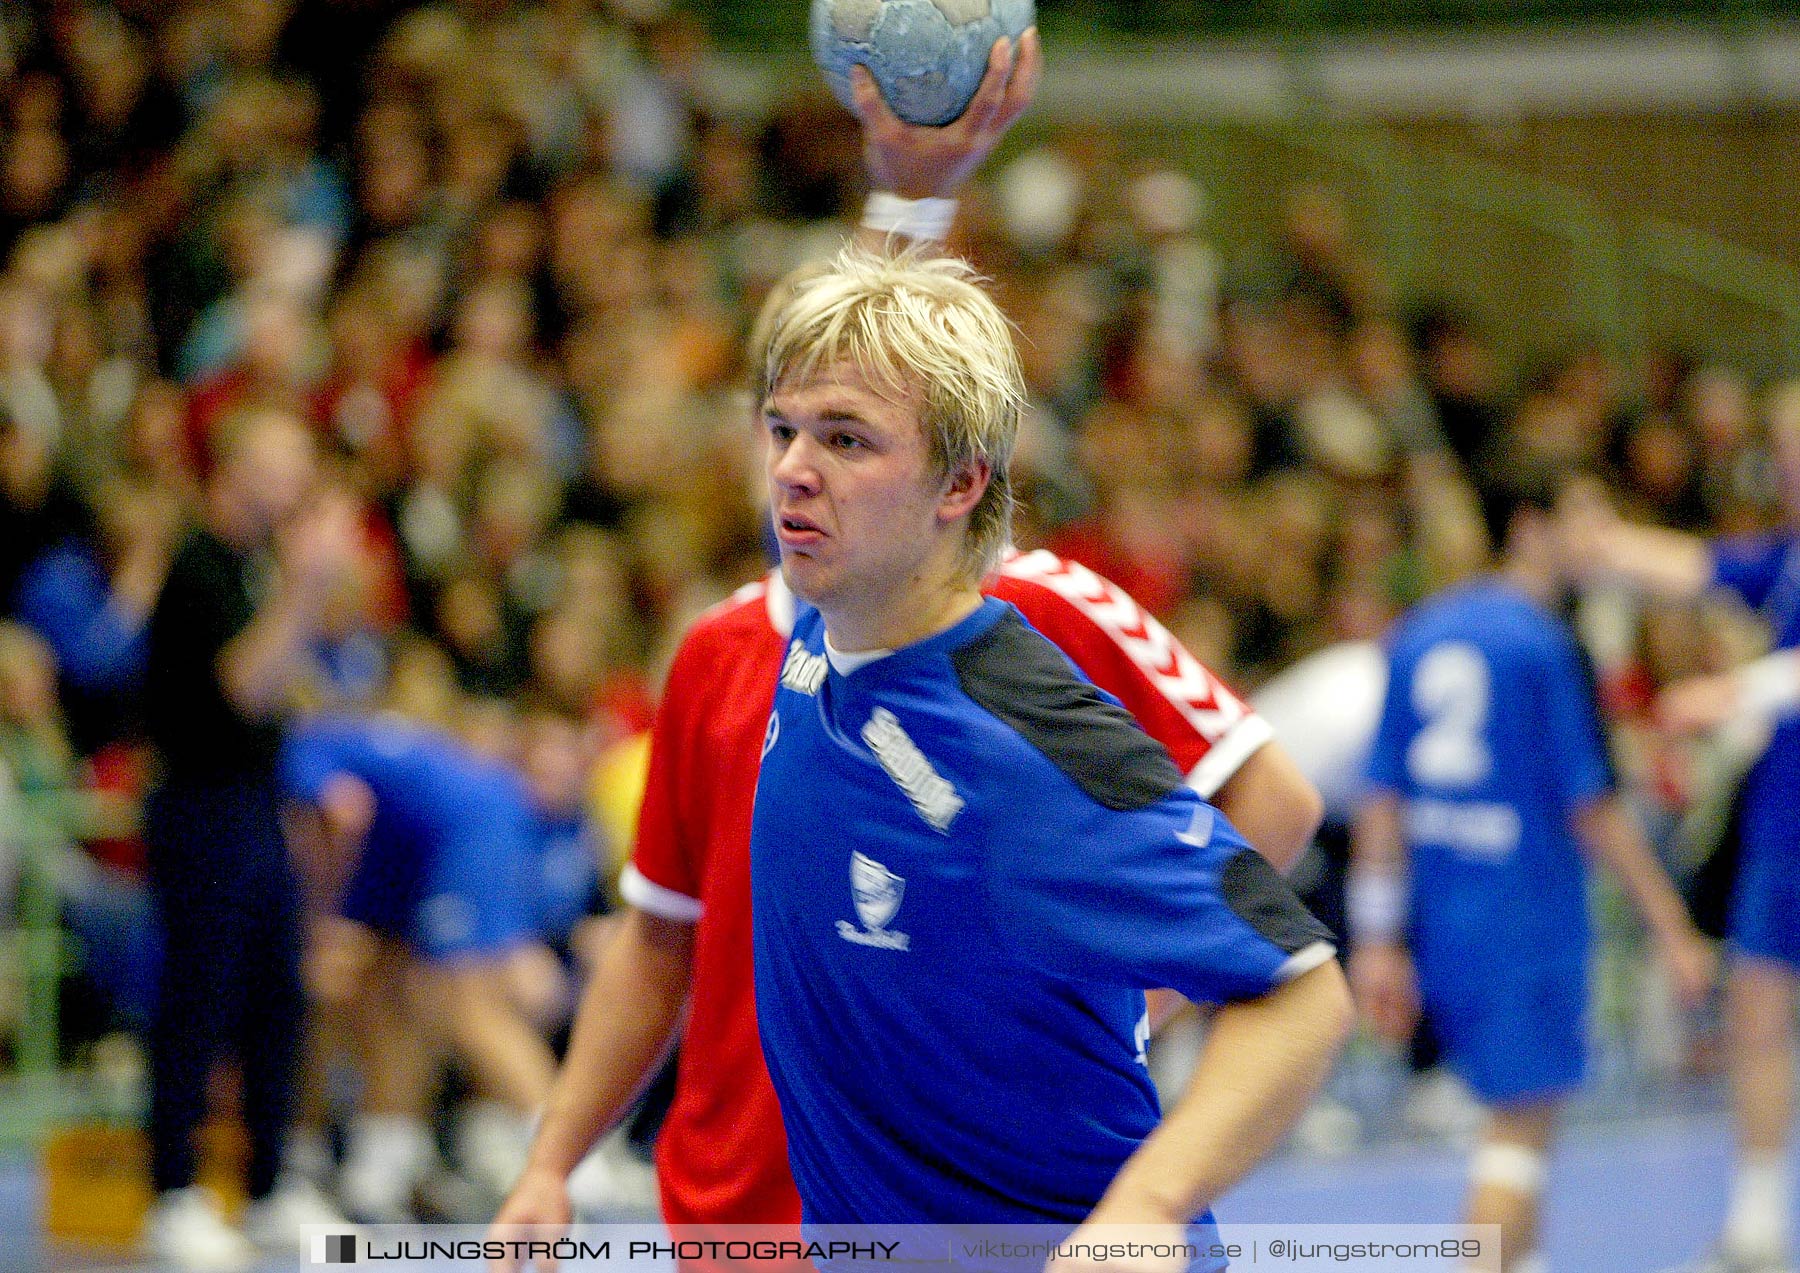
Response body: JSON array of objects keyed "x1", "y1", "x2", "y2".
[{"x1": 1406, "y1": 642, "x2": 1492, "y2": 788}]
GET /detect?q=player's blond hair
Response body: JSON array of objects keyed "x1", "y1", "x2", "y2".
[{"x1": 754, "y1": 244, "x2": 1025, "y2": 582}]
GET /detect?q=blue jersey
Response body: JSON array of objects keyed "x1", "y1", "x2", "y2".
[
  {"x1": 1710, "y1": 536, "x2": 1800, "y2": 967},
  {"x1": 1716, "y1": 535, "x2": 1800, "y2": 654},
  {"x1": 750, "y1": 599, "x2": 1333, "y2": 1232},
  {"x1": 1367, "y1": 580, "x2": 1613, "y2": 980},
  {"x1": 532, "y1": 810, "x2": 606, "y2": 949},
  {"x1": 1711, "y1": 535, "x2": 1800, "y2": 816},
  {"x1": 281, "y1": 714, "x2": 537, "y2": 961}
]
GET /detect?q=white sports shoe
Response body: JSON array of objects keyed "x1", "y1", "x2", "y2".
[
  {"x1": 1402, "y1": 1067, "x2": 1484, "y2": 1147},
  {"x1": 1289, "y1": 1095, "x2": 1361, "y2": 1158},
  {"x1": 338, "y1": 1152, "x2": 419, "y2": 1224},
  {"x1": 567, "y1": 1129, "x2": 659, "y2": 1217},
  {"x1": 242, "y1": 1175, "x2": 357, "y2": 1250},
  {"x1": 143, "y1": 1187, "x2": 256, "y2": 1273},
  {"x1": 339, "y1": 1117, "x2": 436, "y2": 1224},
  {"x1": 454, "y1": 1102, "x2": 534, "y2": 1199},
  {"x1": 1663, "y1": 1245, "x2": 1796, "y2": 1273}
]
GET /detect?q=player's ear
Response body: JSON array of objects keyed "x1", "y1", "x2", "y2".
[{"x1": 937, "y1": 458, "x2": 990, "y2": 522}]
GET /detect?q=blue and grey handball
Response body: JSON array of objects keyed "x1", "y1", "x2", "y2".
[{"x1": 810, "y1": 0, "x2": 1036, "y2": 127}]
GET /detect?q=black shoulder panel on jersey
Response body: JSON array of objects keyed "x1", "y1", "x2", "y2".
[
  {"x1": 1220, "y1": 849, "x2": 1336, "y2": 955},
  {"x1": 952, "y1": 609, "x2": 1183, "y2": 811}
]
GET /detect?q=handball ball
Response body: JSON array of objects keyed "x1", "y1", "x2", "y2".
[{"x1": 811, "y1": 0, "x2": 1035, "y2": 128}]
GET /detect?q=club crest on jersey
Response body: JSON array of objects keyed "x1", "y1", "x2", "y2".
[
  {"x1": 861, "y1": 707, "x2": 964, "y2": 833},
  {"x1": 780, "y1": 641, "x2": 827, "y2": 696},
  {"x1": 839, "y1": 851, "x2": 910, "y2": 950}
]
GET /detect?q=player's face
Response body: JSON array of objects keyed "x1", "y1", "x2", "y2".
[{"x1": 763, "y1": 360, "x2": 963, "y2": 638}]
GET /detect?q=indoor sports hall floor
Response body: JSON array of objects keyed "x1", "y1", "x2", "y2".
[{"x1": 4, "y1": 1108, "x2": 1769, "y2": 1273}]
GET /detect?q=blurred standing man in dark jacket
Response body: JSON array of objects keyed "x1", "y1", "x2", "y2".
[{"x1": 142, "y1": 408, "x2": 359, "y2": 1271}]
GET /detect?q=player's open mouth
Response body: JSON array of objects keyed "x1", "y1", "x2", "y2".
[{"x1": 777, "y1": 514, "x2": 825, "y2": 545}]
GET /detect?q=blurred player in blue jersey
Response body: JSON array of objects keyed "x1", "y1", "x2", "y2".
[
  {"x1": 1567, "y1": 382, "x2": 1800, "y2": 1273},
  {"x1": 514, "y1": 705, "x2": 612, "y2": 993},
  {"x1": 1350, "y1": 465, "x2": 1714, "y2": 1273},
  {"x1": 747, "y1": 244, "x2": 1353, "y2": 1270},
  {"x1": 281, "y1": 712, "x2": 558, "y2": 1219}
]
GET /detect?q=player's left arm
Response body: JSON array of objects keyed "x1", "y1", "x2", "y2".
[
  {"x1": 1342, "y1": 646, "x2": 1419, "y2": 1046},
  {"x1": 1051, "y1": 962, "x2": 1354, "y2": 1270},
  {"x1": 1572, "y1": 795, "x2": 1715, "y2": 1007},
  {"x1": 1344, "y1": 792, "x2": 1419, "y2": 1046},
  {"x1": 1547, "y1": 630, "x2": 1716, "y2": 1006},
  {"x1": 1211, "y1": 740, "x2": 1324, "y2": 875}
]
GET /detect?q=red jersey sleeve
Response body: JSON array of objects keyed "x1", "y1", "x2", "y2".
[
  {"x1": 621, "y1": 580, "x2": 786, "y2": 922},
  {"x1": 992, "y1": 550, "x2": 1274, "y2": 798},
  {"x1": 620, "y1": 627, "x2": 712, "y2": 920}
]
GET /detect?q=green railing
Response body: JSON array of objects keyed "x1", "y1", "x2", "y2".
[
  {"x1": 1136, "y1": 113, "x2": 1800, "y2": 375},
  {"x1": 1633, "y1": 216, "x2": 1800, "y2": 368},
  {"x1": 0, "y1": 794, "x2": 78, "y2": 1144},
  {"x1": 8, "y1": 798, "x2": 66, "y2": 1079},
  {"x1": 1318, "y1": 120, "x2": 1796, "y2": 371},
  {"x1": 701, "y1": 0, "x2": 1800, "y2": 44},
  {"x1": 707, "y1": 0, "x2": 1800, "y2": 374}
]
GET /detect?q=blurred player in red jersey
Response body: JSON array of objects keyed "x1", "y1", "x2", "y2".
[{"x1": 491, "y1": 31, "x2": 1324, "y2": 1265}]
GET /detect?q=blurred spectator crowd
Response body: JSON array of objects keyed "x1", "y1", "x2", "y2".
[{"x1": 0, "y1": 0, "x2": 1790, "y2": 1097}]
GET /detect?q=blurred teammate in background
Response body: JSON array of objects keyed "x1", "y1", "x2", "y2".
[
  {"x1": 1351, "y1": 466, "x2": 1714, "y2": 1273},
  {"x1": 142, "y1": 409, "x2": 359, "y2": 1270},
  {"x1": 1257, "y1": 644, "x2": 1490, "y2": 1153},
  {"x1": 283, "y1": 709, "x2": 642, "y2": 1222},
  {"x1": 1568, "y1": 381, "x2": 1800, "y2": 1273},
  {"x1": 494, "y1": 31, "x2": 1333, "y2": 1266}
]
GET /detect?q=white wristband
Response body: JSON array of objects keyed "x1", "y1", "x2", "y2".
[
  {"x1": 1346, "y1": 868, "x2": 1407, "y2": 945},
  {"x1": 1736, "y1": 651, "x2": 1800, "y2": 718},
  {"x1": 861, "y1": 191, "x2": 958, "y2": 243}
]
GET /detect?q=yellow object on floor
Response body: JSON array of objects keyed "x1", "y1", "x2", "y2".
[{"x1": 41, "y1": 1120, "x2": 247, "y2": 1248}]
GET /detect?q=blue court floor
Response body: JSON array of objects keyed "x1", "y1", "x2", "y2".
[{"x1": 3, "y1": 1110, "x2": 1774, "y2": 1273}]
